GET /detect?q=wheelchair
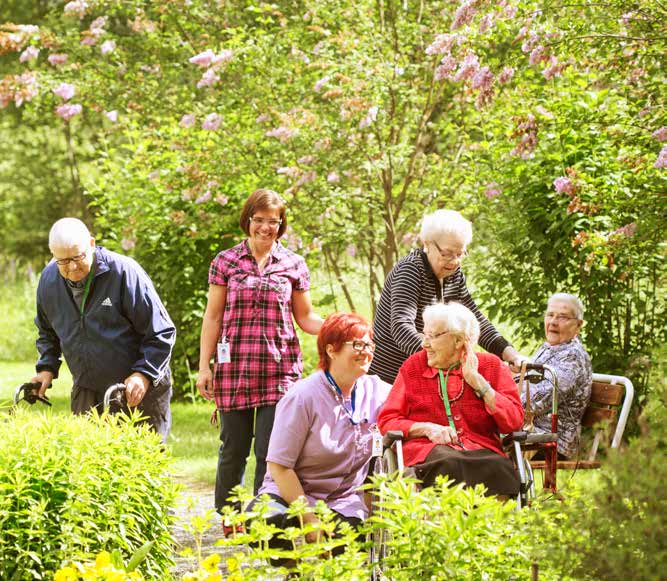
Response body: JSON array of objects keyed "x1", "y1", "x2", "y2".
[{"x1": 503, "y1": 362, "x2": 560, "y2": 506}]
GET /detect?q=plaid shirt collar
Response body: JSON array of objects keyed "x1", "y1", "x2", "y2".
[{"x1": 238, "y1": 239, "x2": 285, "y2": 264}]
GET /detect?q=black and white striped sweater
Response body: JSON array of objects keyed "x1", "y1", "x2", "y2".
[{"x1": 368, "y1": 249, "x2": 510, "y2": 384}]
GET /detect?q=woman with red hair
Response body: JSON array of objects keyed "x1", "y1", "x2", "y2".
[{"x1": 250, "y1": 311, "x2": 391, "y2": 548}]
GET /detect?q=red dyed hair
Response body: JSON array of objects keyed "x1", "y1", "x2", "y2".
[{"x1": 317, "y1": 312, "x2": 373, "y2": 371}]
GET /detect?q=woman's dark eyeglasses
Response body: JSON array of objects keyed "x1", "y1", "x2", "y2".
[{"x1": 345, "y1": 340, "x2": 376, "y2": 353}]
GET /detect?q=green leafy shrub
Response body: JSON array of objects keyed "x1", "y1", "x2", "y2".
[
  {"x1": 216, "y1": 479, "x2": 541, "y2": 580},
  {"x1": 531, "y1": 384, "x2": 667, "y2": 580},
  {"x1": 0, "y1": 409, "x2": 179, "y2": 579}
]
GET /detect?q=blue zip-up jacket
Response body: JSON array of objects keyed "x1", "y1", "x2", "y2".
[{"x1": 35, "y1": 246, "x2": 176, "y2": 393}]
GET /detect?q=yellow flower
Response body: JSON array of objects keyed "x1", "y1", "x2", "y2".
[
  {"x1": 226, "y1": 556, "x2": 239, "y2": 573},
  {"x1": 54, "y1": 566, "x2": 78, "y2": 581},
  {"x1": 95, "y1": 551, "x2": 112, "y2": 569},
  {"x1": 201, "y1": 553, "x2": 221, "y2": 573}
]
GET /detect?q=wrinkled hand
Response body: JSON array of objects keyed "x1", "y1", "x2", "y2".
[
  {"x1": 502, "y1": 346, "x2": 530, "y2": 373},
  {"x1": 31, "y1": 370, "x2": 54, "y2": 398},
  {"x1": 196, "y1": 367, "x2": 214, "y2": 401},
  {"x1": 423, "y1": 422, "x2": 459, "y2": 446},
  {"x1": 461, "y1": 343, "x2": 480, "y2": 386},
  {"x1": 124, "y1": 372, "x2": 150, "y2": 407}
]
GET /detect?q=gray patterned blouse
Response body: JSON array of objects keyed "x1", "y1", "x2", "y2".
[{"x1": 522, "y1": 337, "x2": 592, "y2": 458}]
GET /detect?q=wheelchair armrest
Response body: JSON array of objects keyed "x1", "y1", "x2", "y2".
[
  {"x1": 503, "y1": 431, "x2": 558, "y2": 447},
  {"x1": 382, "y1": 430, "x2": 405, "y2": 449},
  {"x1": 503, "y1": 431, "x2": 530, "y2": 446}
]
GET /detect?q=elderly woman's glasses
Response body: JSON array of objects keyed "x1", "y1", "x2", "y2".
[
  {"x1": 431, "y1": 240, "x2": 468, "y2": 261},
  {"x1": 345, "y1": 340, "x2": 376, "y2": 353},
  {"x1": 54, "y1": 251, "x2": 88, "y2": 267},
  {"x1": 250, "y1": 217, "x2": 282, "y2": 228},
  {"x1": 544, "y1": 312, "x2": 577, "y2": 322},
  {"x1": 423, "y1": 330, "x2": 454, "y2": 341}
]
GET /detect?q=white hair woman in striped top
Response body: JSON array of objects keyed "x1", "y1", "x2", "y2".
[{"x1": 368, "y1": 209, "x2": 527, "y2": 384}]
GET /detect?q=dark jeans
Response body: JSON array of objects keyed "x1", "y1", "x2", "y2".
[
  {"x1": 215, "y1": 405, "x2": 276, "y2": 511},
  {"x1": 71, "y1": 374, "x2": 173, "y2": 443},
  {"x1": 246, "y1": 493, "x2": 362, "y2": 566}
]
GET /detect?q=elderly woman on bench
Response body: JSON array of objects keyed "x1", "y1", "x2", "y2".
[
  {"x1": 378, "y1": 302, "x2": 524, "y2": 496},
  {"x1": 524, "y1": 293, "x2": 592, "y2": 459}
]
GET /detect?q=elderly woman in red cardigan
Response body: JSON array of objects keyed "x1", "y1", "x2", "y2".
[{"x1": 378, "y1": 302, "x2": 524, "y2": 495}]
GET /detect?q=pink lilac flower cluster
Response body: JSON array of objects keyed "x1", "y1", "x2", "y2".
[
  {"x1": 0, "y1": 72, "x2": 38, "y2": 108},
  {"x1": 553, "y1": 176, "x2": 575, "y2": 195},
  {"x1": 497, "y1": 66, "x2": 514, "y2": 84},
  {"x1": 614, "y1": 222, "x2": 637, "y2": 238},
  {"x1": 276, "y1": 166, "x2": 301, "y2": 179},
  {"x1": 471, "y1": 66, "x2": 494, "y2": 106},
  {"x1": 652, "y1": 126, "x2": 667, "y2": 142},
  {"x1": 188, "y1": 48, "x2": 233, "y2": 89},
  {"x1": 100, "y1": 40, "x2": 116, "y2": 55},
  {"x1": 346, "y1": 244, "x2": 357, "y2": 258},
  {"x1": 104, "y1": 110, "x2": 118, "y2": 122},
  {"x1": 195, "y1": 191, "x2": 212, "y2": 204},
  {"x1": 359, "y1": 106, "x2": 378, "y2": 129},
  {"x1": 19, "y1": 46, "x2": 39, "y2": 63},
  {"x1": 297, "y1": 155, "x2": 315, "y2": 165},
  {"x1": 266, "y1": 126, "x2": 296, "y2": 143},
  {"x1": 313, "y1": 76, "x2": 330, "y2": 93},
  {"x1": 255, "y1": 113, "x2": 271, "y2": 124},
  {"x1": 180, "y1": 113, "x2": 196, "y2": 128},
  {"x1": 56, "y1": 103, "x2": 82, "y2": 121},
  {"x1": 453, "y1": 51, "x2": 480, "y2": 82},
  {"x1": 53, "y1": 82, "x2": 75, "y2": 100},
  {"x1": 484, "y1": 183, "x2": 502, "y2": 199},
  {"x1": 542, "y1": 56, "x2": 568, "y2": 80},
  {"x1": 479, "y1": 13, "x2": 495, "y2": 33},
  {"x1": 510, "y1": 114, "x2": 538, "y2": 158},
  {"x1": 425, "y1": 33, "x2": 460, "y2": 56},
  {"x1": 202, "y1": 113, "x2": 221, "y2": 131},
  {"x1": 654, "y1": 145, "x2": 667, "y2": 169},
  {"x1": 63, "y1": 0, "x2": 89, "y2": 18},
  {"x1": 81, "y1": 15, "x2": 107, "y2": 46},
  {"x1": 121, "y1": 237, "x2": 136, "y2": 251},
  {"x1": 451, "y1": 0, "x2": 477, "y2": 30},
  {"x1": 48, "y1": 53, "x2": 68, "y2": 67},
  {"x1": 327, "y1": 171, "x2": 340, "y2": 183}
]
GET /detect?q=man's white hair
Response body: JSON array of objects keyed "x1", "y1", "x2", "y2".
[
  {"x1": 48, "y1": 218, "x2": 92, "y2": 250},
  {"x1": 548, "y1": 293, "x2": 585, "y2": 321},
  {"x1": 423, "y1": 301, "x2": 480, "y2": 345},
  {"x1": 419, "y1": 209, "x2": 473, "y2": 245}
]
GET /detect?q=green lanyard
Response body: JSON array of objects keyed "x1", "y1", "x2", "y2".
[
  {"x1": 79, "y1": 254, "x2": 95, "y2": 315},
  {"x1": 437, "y1": 364, "x2": 459, "y2": 432}
]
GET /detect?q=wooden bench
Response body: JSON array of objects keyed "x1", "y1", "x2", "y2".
[{"x1": 530, "y1": 372, "x2": 634, "y2": 471}]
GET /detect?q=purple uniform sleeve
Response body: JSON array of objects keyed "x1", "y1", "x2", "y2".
[{"x1": 266, "y1": 389, "x2": 311, "y2": 468}]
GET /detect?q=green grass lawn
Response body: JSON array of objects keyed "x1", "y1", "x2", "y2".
[{"x1": 0, "y1": 361, "x2": 259, "y2": 490}]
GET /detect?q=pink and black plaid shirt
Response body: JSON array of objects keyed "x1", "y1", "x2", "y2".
[{"x1": 209, "y1": 240, "x2": 311, "y2": 411}]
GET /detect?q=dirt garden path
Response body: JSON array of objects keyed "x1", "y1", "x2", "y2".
[{"x1": 170, "y1": 477, "x2": 234, "y2": 577}]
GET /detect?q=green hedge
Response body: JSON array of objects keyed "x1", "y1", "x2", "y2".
[{"x1": 0, "y1": 409, "x2": 178, "y2": 579}]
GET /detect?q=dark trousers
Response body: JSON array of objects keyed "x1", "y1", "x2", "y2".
[
  {"x1": 71, "y1": 376, "x2": 172, "y2": 443},
  {"x1": 215, "y1": 405, "x2": 276, "y2": 511},
  {"x1": 246, "y1": 493, "x2": 362, "y2": 566}
]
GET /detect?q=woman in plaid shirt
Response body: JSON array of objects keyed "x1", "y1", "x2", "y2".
[{"x1": 196, "y1": 189, "x2": 323, "y2": 529}]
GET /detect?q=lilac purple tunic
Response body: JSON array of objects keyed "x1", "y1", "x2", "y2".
[{"x1": 259, "y1": 371, "x2": 391, "y2": 519}]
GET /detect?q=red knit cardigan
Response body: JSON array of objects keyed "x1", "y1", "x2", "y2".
[{"x1": 377, "y1": 350, "x2": 524, "y2": 466}]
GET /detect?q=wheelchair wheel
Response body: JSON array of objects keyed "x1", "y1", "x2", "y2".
[
  {"x1": 517, "y1": 455, "x2": 535, "y2": 508},
  {"x1": 368, "y1": 455, "x2": 390, "y2": 580}
]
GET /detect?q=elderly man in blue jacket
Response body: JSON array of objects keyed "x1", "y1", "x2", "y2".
[{"x1": 29, "y1": 217, "x2": 176, "y2": 440}]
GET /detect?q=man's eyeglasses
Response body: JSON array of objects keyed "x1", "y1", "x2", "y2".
[
  {"x1": 345, "y1": 340, "x2": 376, "y2": 354},
  {"x1": 431, "y1": 240, "x2": 468, "y2": 262},
  {"x1": 544, "y1": 312, "x2": 577, "y2": 322},
  {"x1": 54, "y1": 251, "x2": 88, "y2": 267},
  {"x1": 250, "y1": 217, "x2": 282, "y2": 228}
]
